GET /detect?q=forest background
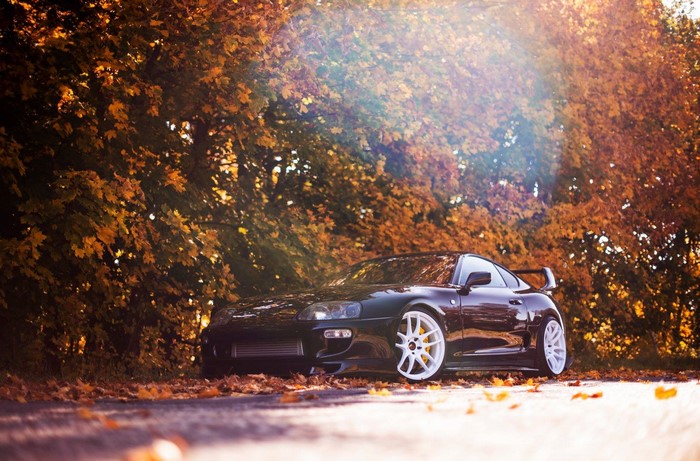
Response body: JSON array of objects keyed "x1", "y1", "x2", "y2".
[{"x1": 0, "y1": 0, "x2": 698, "y2": 378}]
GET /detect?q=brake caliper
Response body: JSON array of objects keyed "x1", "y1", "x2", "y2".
[{"x1": 420, "y1": 327, "x2": 430, "y2": 363}]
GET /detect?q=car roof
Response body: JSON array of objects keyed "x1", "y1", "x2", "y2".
[{"x1": 362, "y1": 251, "x2": 466, "y2": 262}]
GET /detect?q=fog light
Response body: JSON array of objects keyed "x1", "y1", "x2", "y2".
[{"x1": 323, "y1": 329, "x2": 352, "y2": 339}]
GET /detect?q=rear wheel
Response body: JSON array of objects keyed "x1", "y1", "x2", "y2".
[
  {"x1": 537, "y1": 316, "x2": 567, "y2": 377},
  {"x1": 395, "y1": 308, "x2": 446, "y2": 381}
]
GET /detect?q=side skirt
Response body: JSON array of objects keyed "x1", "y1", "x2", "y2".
[{"x1": 444, "y1": 363, "x2": 539, "y2": 372}]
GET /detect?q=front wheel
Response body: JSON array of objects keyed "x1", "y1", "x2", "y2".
[
  {"x1": 395, "y1": 308, "x2": 446, "y2": 381},
  {"x1": 536, "y1": 316, "x2": 567, "y2": 377}
]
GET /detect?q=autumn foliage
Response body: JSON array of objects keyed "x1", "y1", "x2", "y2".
[{"x1": 0, "y1": 0, "x2": 698, "y2": 377}]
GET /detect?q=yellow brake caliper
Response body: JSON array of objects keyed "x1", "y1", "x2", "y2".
[{"x1": 420, "y1": 327, "x2": 431, "y2": 363}]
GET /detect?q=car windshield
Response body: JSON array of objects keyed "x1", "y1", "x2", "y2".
[{"x1": 326, "y1": 254, "x2": 458, "y2": 286}]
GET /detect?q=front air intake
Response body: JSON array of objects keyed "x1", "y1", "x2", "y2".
[{"x1": 232, "y1": 339, "x2": 304, "y2": 358}]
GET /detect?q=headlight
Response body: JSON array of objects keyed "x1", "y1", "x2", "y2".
[
  {"x1": 209, "y1": 309, "x2": 231, "y2": 327},
  {"x1": 297, "y1": 301, "x2": 362, "y2": 321}
]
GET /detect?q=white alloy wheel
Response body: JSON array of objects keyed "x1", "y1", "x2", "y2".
[
  {"x1": 395, "y1": 309, "x2": 445, "y2": 381},
  {"x1": 542, "y1": 318, "x2": 566, "y2": 375}
]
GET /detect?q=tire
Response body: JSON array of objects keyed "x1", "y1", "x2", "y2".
[
  {"x1": 394, "y1": 307, "x2": 446, "y2": 382},
  {"x1": 536, "y1": 316, "x2": 567, "y2": 377}
]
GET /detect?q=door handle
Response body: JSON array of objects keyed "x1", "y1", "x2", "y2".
[{"x1": 509, "y1": 299, "x2": 523, "y2": 305}]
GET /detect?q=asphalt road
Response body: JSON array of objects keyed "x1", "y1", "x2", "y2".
[{"x1": 1, "y1": 380, "x2": 699, "y2": 461}]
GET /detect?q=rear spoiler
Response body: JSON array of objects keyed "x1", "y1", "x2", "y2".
[{"x1": 512, "y1": 267, "x2": 557, "y2": 292}]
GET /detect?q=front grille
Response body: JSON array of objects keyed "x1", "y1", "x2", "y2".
[{"x1": 230, "y1": 339, "x2": 304, "y2": 358}]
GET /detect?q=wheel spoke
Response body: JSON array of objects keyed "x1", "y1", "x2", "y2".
[
  {"x1": 419, "y1": 329, "x2": 439, "y2": 340},
  {"x1": 407, "y1": 354, "x2": 416, "y2": 373},
  {"x1": 417, "y1": 356, "x2": 429, "y2": 371},
  {"x1": 397, "y1": 349, "x2": 409, "y2": 370},
  {"x1": 552, "y1": 328, "x2": 562, "y2": 343},
  {"x1": 421, "y1": 351, "x2": 436, "y2": 365},
  {"x1": 412, "y1": 314, "x2": 421, "y2": 337}
]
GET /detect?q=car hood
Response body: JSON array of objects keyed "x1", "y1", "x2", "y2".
[{"x1": 209, "y1": 284, "x2": 410, "y2": 327}]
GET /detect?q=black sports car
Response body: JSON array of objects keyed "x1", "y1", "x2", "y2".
[{"x1": 201, "y1": 252, "x2": 571, "y2": 381}]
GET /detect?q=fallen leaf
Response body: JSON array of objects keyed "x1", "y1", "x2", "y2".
[
  {"x1": 527, "y1": 384, "x2": 542, "y2": 393},
  {"x1": 368, "y1": 388, "x2": 392, "y2": 396},
  {"x1": 426, "y1": 404, "x2": 433, "y2": 412},
  {"x1": 426, "y1": 384, "x2": 442, "y2": 391},
  {"x1": 197, "y1": 387, "x2": 220, "y2": 399},
  {"x1": 76, "y1": 379, "x2": 95, "y2": 394},
  {"x1": 655, "y1": 386, "x2": 677, "y2": 400},
  {"x1": 77, "y1": 407, "x2": 97, "y2": 420},
  {"x1": 77, "y1": 407, "x2": 121, "y2": 429},
  {"x1": 508, "y1": 403, "x2": 521, "y2": 410},
  {"x1": 101, "y1": 417, "x2": 120, "y2": 430},
  {"x1": 137, "y1": 387, "x2": 158, "y2": 400},
  {"x1": 279, "y1": 392, "x2": 300, "y2": 403},
  {"x1": 465, "y1": 402, "x2": 475, "y2": 414},
  {"x1": 568, "y1": 380, "x2": 581, "y2": 387},
  {"x1": 492, "y1": 377, "x2": 505, "y2": 387},
  {"x1": 484, "y1": 390, "x2": 509, "y2": 402},
  {"x1": 572, "y1": 391, "x2": 603, "y2": 400}
]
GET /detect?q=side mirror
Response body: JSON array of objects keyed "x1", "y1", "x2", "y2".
[{"x1": 462, "y1": 271, "x2": 491, "y2": 294}]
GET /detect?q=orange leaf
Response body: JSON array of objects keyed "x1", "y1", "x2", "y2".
[
  {"x1": 136, "y1": 387, "x2": 158, "y2": 400},
  {"x1": 527, "y1": 384, "x2": 542, "y2": 393},
  {"x1": 279, "y1": 392, "x2": 301, "y2": 403},
  {"x1": 101, "y1": 416, "x2": 120, "y2": 430},
  {"x1": 368, "y1": 388, "x2": 392, "y2": 396},
  {"x1": 77, "y1": 407, "x2": 97, "y2": 420},
  {"x1": 484, "y1": 390, "x2": 509, "y2": 402},
  {"x1": 655, "y1": 386, "x2": 677, "y2": 400},
  {"x1": 465, "y1": 403, "x2": 475, "y2": 414},
  {"x1": 572, "y1": 391, "x2": 603, "y2": 400},
  {"x1": 197, "y1": 387, "x2": 220, "y2": 399}
]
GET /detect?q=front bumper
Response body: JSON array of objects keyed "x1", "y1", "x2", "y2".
[{"x1": 200, "y1": 317, "x2": 398, "y2": 378}]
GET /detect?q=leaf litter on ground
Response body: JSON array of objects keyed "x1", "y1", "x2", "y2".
[{"x1": 1, "y1": 369, "x2": 697, "y2": 403}]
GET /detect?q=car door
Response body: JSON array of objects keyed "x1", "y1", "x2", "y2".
[{"x1": 458, "y1": 256, "x2": 528, "y2": 356}]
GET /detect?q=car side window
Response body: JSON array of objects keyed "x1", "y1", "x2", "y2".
[
  {"x1": 458, "y1": 256, "x2": 507, "y2": 288},
  {"x1": 496, "y1": 265, "x2": 520, "y2": 289}
]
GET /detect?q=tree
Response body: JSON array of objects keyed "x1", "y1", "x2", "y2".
[{"x1": 0, "y1": 0, "x2": 697, "y2": 376}]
